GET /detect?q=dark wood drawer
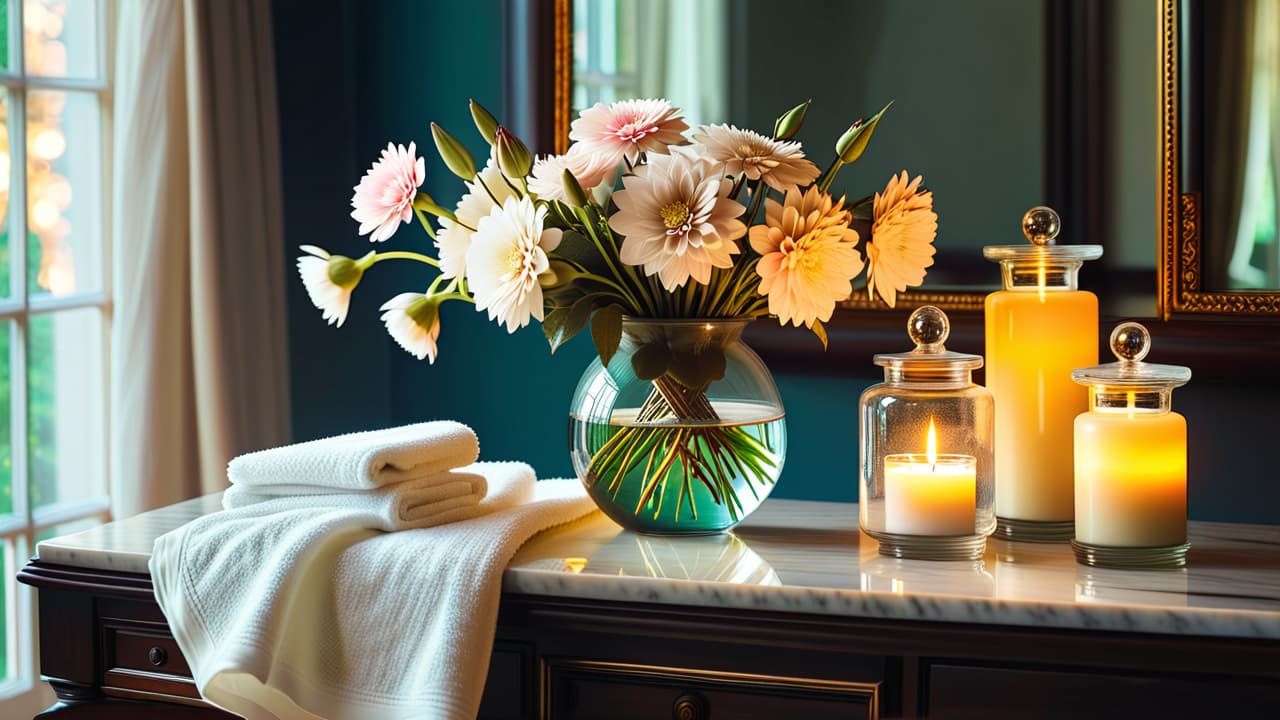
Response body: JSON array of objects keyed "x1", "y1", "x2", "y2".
[
  {"x1": 924, "y1": 663, "x2": 1280, "y2": 720},
  {"x1": 546, "y1": 658, "x2": 879, "y2": 719},
  {"x1": 100, "y1": 620, "x2": 202, "y2": 701}
]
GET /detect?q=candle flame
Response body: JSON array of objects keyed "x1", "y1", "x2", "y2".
[{"x1": 926, "y1": 417, "x2": 938, "y2": 466}]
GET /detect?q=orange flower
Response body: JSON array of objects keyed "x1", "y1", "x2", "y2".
[
  {"x1": 749, "y1": 186, "x2": 863, "y2": 327},
  {"x1": 867, "y1": 171, "x2": 937, "y2": 308}
]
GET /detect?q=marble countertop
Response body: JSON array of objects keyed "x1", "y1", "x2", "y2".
[{"x1": 35, "y1": 494, "x2": 1280, "y2": 641}]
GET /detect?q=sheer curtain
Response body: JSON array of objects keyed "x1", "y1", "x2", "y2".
[
  {"x1": 110, "y1": 0, "x2": 290, "y2": 518},
  {"x1": 634, "y1": 0, "x2": 728, "y2": 128}
]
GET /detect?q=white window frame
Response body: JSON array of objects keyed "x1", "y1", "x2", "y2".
[{"x1": 0, "y1": 0, "x2": 113, "y2": 713}]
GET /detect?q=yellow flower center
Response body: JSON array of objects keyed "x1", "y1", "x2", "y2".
[
  {"x1": 507, "y1": 246, "x2": 527, "y2": 274},
  {"x1": 659, "y1": 200, "x2": 692, "y2": 230}
]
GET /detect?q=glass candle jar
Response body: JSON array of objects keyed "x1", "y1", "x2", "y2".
[
  {"x1": 859, "y1": 306, "x2": 995, "y2": 560},
  {"x1": 1070, "y1": 322, "x2": 1191, "y2": 569},
  {"x1": 983, "y1": 206, "x2": 1103, "y2": 542}
]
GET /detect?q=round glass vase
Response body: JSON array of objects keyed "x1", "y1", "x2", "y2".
[{"x1": 568, "y1": 318, "x2": 786, "y2": 535}]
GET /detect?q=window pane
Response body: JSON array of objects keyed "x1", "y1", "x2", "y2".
[
  {"x1": 0, "y1": 321, "x2": 10, "y2": 519},
  {"x1": 24, "y1": 0, "x2": 98, "y2": 80},
  {"x1": 1, "y1": 538, "x2": 9, "y2": 682},
  {"x1": 0, "y1": 90, "x2": 11, "y2": 300},
  {"x1": 29, "y1": 308, "x2": 104, "y2": 511},
  {"x1": 27, "y1": 89, "x2": 101, "y2": 298}
]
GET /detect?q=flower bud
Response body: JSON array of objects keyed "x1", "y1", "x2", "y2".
[
  {"x1": 431, "y1": 122, "x2": 477, "y2": 179},
  {"x1": 561, "y1": 168, "x2": 590, "y2": 207},
  {"x1": 326, "y1": 255, "x2": 364, "y2": 289},
  {"x1": 495, "y1": 126, "x2": 533, "y2": 179},
  {"x1": 835, "y1": 100, "x2": 892, "y2": 165},
  {"x1": 404, "y1": 293, "x2": 441, "y2": 330},
  {"x1": 412, "y1": 191, "x2": 454, "y2": 220},
  {"x1": 469, "y1": 99, "x2": 500, "y2": 145},
  {"x1": 773, "y1": 99, "x2": 811, "y2": 140}
]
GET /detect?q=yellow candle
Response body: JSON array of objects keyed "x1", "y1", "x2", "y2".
[
  {"x1": 985, "y1": 288, "x2": 1097, "y2": 522},
  {"x1": 1074, "y1": 408, "x2": 1186, "y2": 547},
  {"x1": 885, "y1": 420, "x2": 977, "y2": 535}
]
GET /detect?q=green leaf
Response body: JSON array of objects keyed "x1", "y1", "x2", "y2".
[
  {"x1": 542, "y1": 308, "x2": 569, "y2": 351},
  {"x1": 811, "y1": 319, "x2": 829, "y2": 350},
  {"x1": 546, "y1": 294, "x2": 597, "y2": 353},
  {"x1": 431, "y1": 122, "x2": 476, "y2": 179},
  {"x1": 590, "y1": 304, "x2": 625, "y2": 366},
  {"x1": 668, "y1": 347, "x2": 726, "y2": 391},
  {"x1": 630, "y1": 341, "x2": 670, "y2": 380},
  {"x1": 835, "y1": 100, "x2": 893, "y2": 165},
  {"x1": 469, "y1": 98, "x2": 499, "y2": 145}
]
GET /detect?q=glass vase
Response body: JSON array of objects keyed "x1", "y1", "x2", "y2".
[{"x1": 568, "y1": 318, "x2": 786, "y2": 534}]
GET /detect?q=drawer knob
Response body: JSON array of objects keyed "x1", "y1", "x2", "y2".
[
  {"x1": 672, "y1": 691, "x2": 708, "y2": 720},
  {"x1": 148, "y1": 646, "x2": 168, "y2": 667}
]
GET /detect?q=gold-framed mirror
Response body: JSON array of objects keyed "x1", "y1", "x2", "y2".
[
  {"x1": 540, "y1": 0, "x2": 1108, "y2": 333},
  {"x1": 1160, "y1": 0, "x2": 1280, "y2": 317}
]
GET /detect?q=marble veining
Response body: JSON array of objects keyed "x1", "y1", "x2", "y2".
[{"x1": 35, "y1": 494, "x2": 1280, "y2": 640}]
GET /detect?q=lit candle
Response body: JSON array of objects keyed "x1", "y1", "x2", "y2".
[
  {"x1": 1074, "y1": 397, "x2": 1187, "y2": 547},
  {"x1": 885, "y1": 419, "x2": 977, "y2": 536},
  {"x1": 986, "y1": 288, "x2": 1096, "y2": 522}
]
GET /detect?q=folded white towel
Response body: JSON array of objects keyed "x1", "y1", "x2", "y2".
[
  {"x1": 221, "y1": 462, "x2": 537, "y2": 532},
  {"x1": 227, "y1": 421, "x2": 479, "y2": 491},
  {"x1": 151, "y1": 477, "x2": 597, "y2": 720}
]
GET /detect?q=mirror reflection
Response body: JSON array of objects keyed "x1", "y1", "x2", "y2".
[
  {"x1": 1203, "y1": 0, "x2": 1280, "y2": 290},
  {"x1": 571, "y1": 0, "x2": 1047, "y2": 288}
]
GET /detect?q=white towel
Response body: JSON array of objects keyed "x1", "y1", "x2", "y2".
[
  {"x1": 222, "y1": 462, "x2": 539, "y2": 532},
  {"x1": 227, "y1": 420, "x2": 479, "y2": 491},
  {"x1": 151, "y1": 476, "x2": 597, "y2": 720}
]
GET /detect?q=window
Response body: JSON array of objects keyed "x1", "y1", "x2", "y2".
[{"x1": 0, "y1": 0, "x2": 111, "y2": 711}]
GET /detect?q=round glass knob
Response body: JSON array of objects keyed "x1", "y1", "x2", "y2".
[
  {"x1": 1022, "y1": 206, "x2": 1061, "y2": 246},
  {"x1": 908, "y1": 305, "x2": 949, "y2": 351},
  {"x1": 1110, "y1": 321, "x2": 1150, "y2": 363}
]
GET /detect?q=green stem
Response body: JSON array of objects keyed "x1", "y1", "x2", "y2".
[{"x1": 372, "y1": 251, "x2": 440, "y2": 267}]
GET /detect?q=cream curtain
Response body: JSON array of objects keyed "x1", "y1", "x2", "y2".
[
  {"x1": 110, "y1": 0, "x2": 290, "y2": 518},
  {"x1": 634, "y1": 0, "x2": 728, "y2": 128}
]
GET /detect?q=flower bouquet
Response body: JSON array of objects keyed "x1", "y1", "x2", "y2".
[{"x1": 300, "y1": 97, "x2": 937, "y2": 532}]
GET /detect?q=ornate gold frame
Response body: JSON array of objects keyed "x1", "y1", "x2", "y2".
[{"x1": 1159, "y1": 0, "x2": 1280, "y2": 317}]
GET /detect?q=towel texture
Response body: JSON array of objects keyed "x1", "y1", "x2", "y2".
[
  {"x1": 226, "y1": 420, "x2": 479, "y2": 492},
  {"x1": 222, "y1": 462, "x2": 540, "y2": 532},
  {"x1": 151, "y1": 475, "x2": 596, "y2": 720}
]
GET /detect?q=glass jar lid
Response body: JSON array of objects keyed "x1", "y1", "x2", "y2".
[
  {"x1": 875, "y1": 306, "x2": 983, "y2": 374},
  {"x1": 982, "y1": 205, "x2": 1103, "y2": 264},
  {"x1": 1071, "y1": 322, "x2": 1191, "y2": 390}
]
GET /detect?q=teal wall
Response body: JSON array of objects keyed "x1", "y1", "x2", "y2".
[{"x1": 273, "y1": 1, "x2": 1279, "y2": 521}]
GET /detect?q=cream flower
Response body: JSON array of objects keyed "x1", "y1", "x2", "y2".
[
  {"x1": 609, "y1": 147, "x2": 746, "y2": 291},
  {"x1": 867, "y1": 171, "x2": 938, "y2": 308},
  {"x1": 466, "y1": 196, "x2": 563, "y2": 332},
  {"x1": 435, "y1": 160, "x2": 518, "y2": 279},
  {"x1": 379, "y1": 293, "x2": 442, "y2": 362},
  {"x1": 297, "y1": 245, "x2": 363, "y2": 328},
  {"x1": 350, "y1": 142, "x2": 425, "y2": 242},
  {"x1": 569, "y1": 98, "x2": 689, "y2": 166},
  {"x1": 692, "y1": 124, "x2": 820, "y2": 192},
  {"x1": 749, "y1": 187, "x2": 863, "y2": 327},
  {"x1": 527, "y1": 146, "x2": 618, "y2": 202}
]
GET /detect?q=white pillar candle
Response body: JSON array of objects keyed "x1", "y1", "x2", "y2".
[
  {"x1": 1074, "y1": 408, "x2": 1187, "y2": 547},
  {"x1": 884, "y1": 420, "x2": 977, "y2": 536}
]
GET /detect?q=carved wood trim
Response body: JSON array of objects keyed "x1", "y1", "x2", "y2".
[
  {"x1": 839, "y1": 290, "x2": 986, "y2": 313},
  {"x1": 1159, "y1": 0, "x2": 1280, "y2": 317},
  {"x1": 552, "y1": 0, "x2": 571, "y2": 154}
]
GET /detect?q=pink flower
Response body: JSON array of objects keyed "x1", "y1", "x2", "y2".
[
  {"x1": 350, "y1": 142, "x2": 426, "y2": 242},
  {"x1": 569, "y1": 99, "x2": 689, "y2": 166}
]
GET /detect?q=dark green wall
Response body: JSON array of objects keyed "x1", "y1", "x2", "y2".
[{"x1": 273, "y1": 0, "x2": 1279, "y2": 522}]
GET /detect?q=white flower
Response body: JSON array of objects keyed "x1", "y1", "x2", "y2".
[
  {"x1": 297, "y1": 245, "x2": 362, "y2": 327},
  {"x1": 466, "y1": 196, "x2": 563, "y2": 332},
  {"x1": 435, "y1": 160, "x2": 518, "y2": 279},
  {"x1": 379, "y1": 293, "x2": 442, "y2": 362},
  {"x1": 692, "y1": 124, "x2": 821, "y2": 193},
  {"x1": 609, "y1": 146, "x2": 746, "y2": 291},
  {"x1": 528, "y1": 146, "x2": 618, "y2": 202}
]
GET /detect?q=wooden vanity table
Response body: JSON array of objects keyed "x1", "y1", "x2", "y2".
[{"x1": 17, "y1": 496, "x2": 1280, "y2": 719}]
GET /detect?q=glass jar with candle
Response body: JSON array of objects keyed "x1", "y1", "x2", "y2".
[
  {"x1": 1070, "y1": 322, "x2": 1191, "y2": 569},
  {"x1": 859, "y1": 306, "x2": 995, "y2": 560},
  {"x1": 983, "y1": 206, "x2": 1103, "y2": 542}
]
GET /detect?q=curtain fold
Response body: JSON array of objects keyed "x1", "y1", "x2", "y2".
[{"x1": 111, "y1": 0, "x2": 290, "y2": 518}]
